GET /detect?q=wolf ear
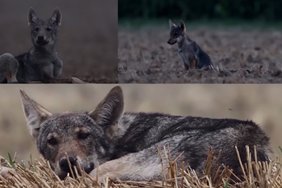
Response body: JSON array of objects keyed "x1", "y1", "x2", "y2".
[
  {"x1": 28, "y1": 8, "x2": 38, "y2": 25},
  {"x1": 169, "y1": 19, "x2": 177, "y2": 28},
  {"x1": 20, "y1": 90, "x2": 52, "y2": 138},
  {"x1": 50, "y1": 9, "x2": 62, "y2": 26},
  {"x1": 89, "y1": 86, "x2": 124, "y2": 128},
  {"x1": 180, "y1": 21, "x2": 186, "y2": 32}
]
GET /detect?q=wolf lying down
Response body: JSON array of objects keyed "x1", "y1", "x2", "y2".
[{"x1": 4, "y1": 86, "x2": 272, "y2": 182}]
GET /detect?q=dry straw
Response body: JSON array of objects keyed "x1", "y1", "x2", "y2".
[{"x1": 0, "y1": 146, "x2": 281, "y2": 188}]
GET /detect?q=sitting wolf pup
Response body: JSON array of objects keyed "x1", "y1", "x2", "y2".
[
  {"x1": 18, "y1": 86, "x2": 271, "y2": 182},
  {"x1": 168, "y1": 20, "x2": 214, "y2": 70},
  {"x1": 0, "y1": 8, "x2": 63, "y2": 83}
]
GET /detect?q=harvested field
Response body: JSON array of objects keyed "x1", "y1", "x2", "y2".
[
  {"x1": 0, "y1": 150, "x2": 281, "y2": 188},
  {"x1": 119, "y1": 24, "x2": 282, "y2": 83}
]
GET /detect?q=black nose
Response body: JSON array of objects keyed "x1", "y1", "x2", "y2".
[
  {"x1": 59, "y1": 157, "x2": 77, "y2": 172},
  {"x1": 37, "y1": 36, "x2": 44, "y2": 41},
  {"x1": 84, "y1": 162, "x2": 95, "y2": 173}
]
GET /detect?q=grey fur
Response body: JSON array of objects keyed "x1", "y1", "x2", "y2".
[
  {"x1": 168, "y1": 20, "x2": 215, "y2": 70},
  {"x1": 20, "y1": 86, "x2": 272, "y2": 182},
  {"x1": 0, "y1": 8, "x2": 63, "y2": 83},
  {"x1": 0, "y1": 53, "x2": 18, "y2": 83}
]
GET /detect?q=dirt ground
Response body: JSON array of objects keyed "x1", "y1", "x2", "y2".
[
  {"x1": 0, "y1": 0, "x2": 117, "y2": 83},
  {"x1": 119, "y1": 25, "x2": 282, "y2": 83},
  {"x1": 0, "y1": 85, "x2": 281, "y2": 161}
]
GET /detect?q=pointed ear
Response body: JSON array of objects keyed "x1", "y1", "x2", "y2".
[
  {"x1": 180, "y1": 21, "x2": 186, "y2": 32},
  {"x1": 89, "y1": 86, "x2": 124, "y2": 128},
  {"x1": 50, "y1": 9, "x2": 62, "y2": 26},
  {"x1": 20, "y1": 90, "x2": 52, "y2": 138},
  {"x1": 28, "y1": 8, "x2": 38, "y2": 25},
  {"x1": 169, "y1": 19, "x2": 177, "y2": 28}
]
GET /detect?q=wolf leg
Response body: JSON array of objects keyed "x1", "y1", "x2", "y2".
[
  {"x1": 0, "y1": 53, "x2": 19, "y2": 83},
  {"x1": 178, "y1": 52, "x2": 190, "y2": 70},
  {"x1": 184, "y1": 63, "x2": 189, "y2": 70},
  {"x1": 53, "y1": 58, "x2": 63, "y2": 78},
  {"x1": 90, "y1": 145, "x2": 174, "y2": 184},
  {"x1": 190, "y1": 58, "x2": 197, "y2": 69}
]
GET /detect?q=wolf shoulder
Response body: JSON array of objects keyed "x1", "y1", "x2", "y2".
[{"x1": 120, "y1": 112, "x2": 266, "y2": 134}]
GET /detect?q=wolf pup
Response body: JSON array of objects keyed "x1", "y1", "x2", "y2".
[
  {"x1": 19, "y1": 86, "x2": 271, "y2": 182},
  {"x1": 168, "y1": 20, "x2": 214, "y2": 70},
  {"x1": 0, "y1": 8, "x2": 63, "y2": 83}
]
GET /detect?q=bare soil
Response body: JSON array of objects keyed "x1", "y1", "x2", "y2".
[{"x1": 119, "y1": 25, "x2": 282, "y2": 83}]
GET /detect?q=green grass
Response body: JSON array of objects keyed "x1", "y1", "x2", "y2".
[{"x1": 7, "y1": 153, "x2": 16, "y2": 168}]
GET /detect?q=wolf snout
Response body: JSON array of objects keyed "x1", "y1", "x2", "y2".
[
  {"x1": 59, "y1": 156, "x2": 77, "y2": 173},
  {"x1": 37, "y1": 36, "x2": 45, "y2": 41},
  {"x1": 59, "y1": 156, "x2": 95, "y2": 177},
  {"x1": 167, "y1": 39, "x2": 176, "y2": 45},
  {"x1": 36, "y1": 36, "x2": 48, "y2": 45}
]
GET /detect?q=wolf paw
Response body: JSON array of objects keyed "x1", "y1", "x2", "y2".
[
  {"x1": 71, "y1": 77, "x2": 85, "y2": 83},
  {"x1": 0, "y1": 156, "x2": 15, "y2": 179},
  {"x1": 91, "y1": 169, "x2": 120, "y2": 185},
  {"x1": 0, "y1": 166, "x2": 15, "y2": 179}
]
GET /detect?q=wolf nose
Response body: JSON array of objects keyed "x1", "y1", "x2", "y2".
[
  {"x1": 59, "y1": 157, "x2": 77, "y2": 172},
  {"x1": 37, "y1": 36, "x2": 45, "y2": 41},
  {"x1": 84, "y1": 162, "x2": 95, "y2": 173}
]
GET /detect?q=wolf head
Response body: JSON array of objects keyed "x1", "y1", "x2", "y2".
[
  {"x1": 20, "y1": 86, "x2": 124, "y2": 179},
  {"x1": 28, "y1": 8, "x2": 62, "y2": 48},
  {"x1": 167, "y1": 20, "x2": 186, "y2": 45}
]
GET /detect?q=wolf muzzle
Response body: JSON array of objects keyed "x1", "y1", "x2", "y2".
[
  {"x1": 167, "y1": 38, "x2": 177, "y2": 45},
  {"x1": 36, "y1": 36, "x2": 49, "y2": 46},
  {"x1": 59, "y1": 156, "x2": 94, "y2": 179}
]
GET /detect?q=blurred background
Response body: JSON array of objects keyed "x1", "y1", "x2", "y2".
[
  {"x1": 0, "y1": 85, "x2": 281, "y2": 162},
  {"x1": 119, "y1": 0, "x2": 282, "y2": 21},
  {"x1": 118, "y1": 0, "x2": 282, "y2": 83},
  {"x1": 0, "y1": 0, "x2": 117, "y2": 83}
]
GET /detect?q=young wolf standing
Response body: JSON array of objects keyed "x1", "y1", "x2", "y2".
[
  {"x1": 168, "y1": 20, "x2": 214, "y2": 70},
  {"x1": 16, "y1": 86, "x2": 271, "y2": 183},
  {"x1": 0, "y1": 8, "x2": 63, "y2": 83}
]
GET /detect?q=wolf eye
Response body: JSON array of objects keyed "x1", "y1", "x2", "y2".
[
  {"x1": 77, "y1": 132, "x2": 90, "y2": 140},
  {"x1": 173, "y1": 31, "x2": 179, "y2": 37},
  {"x1": 46, "y1": 27, "x2": 52, "y2": 32},
  {"x1": 47, "y1": 137, "x2": 58, "y2": 146},
  {"x1": 34, "y1": 27, "x2": 40, "y2": 32}
]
